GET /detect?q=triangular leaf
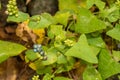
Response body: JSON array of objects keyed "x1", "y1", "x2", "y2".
[
  {"x1": 88, "y1": 37, "x2": 106, "y2": 48},
  {"x1": 106, "y1": 24, "x2": 120, "y2": 41},
  {"x1": 83, "y1": 65, "x2": 102, "y2": 80},
  {"x1": 75, "y1": 8, "x2": 106, "y2": 33},
  {"x1": 54, "y1": 11, "x2": 71, "y2": 27},
  {"x1": 98, "y1": 49, "x2": 120, "y2": 79},
  {"x1": 65, "y1": 34, "x2": 98, "y2": 63},
  {"x1": 86, "y1": 0, "x2": 105, "y2": 10}
]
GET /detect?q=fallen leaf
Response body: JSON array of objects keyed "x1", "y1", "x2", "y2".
[{"x1": 16, "y1": 21, "x2": 37, "y2": 43}]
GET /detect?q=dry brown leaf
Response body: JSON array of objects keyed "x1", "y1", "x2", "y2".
[{"x1": 16, "y1": 22, "x2": 37, "y2": 43}]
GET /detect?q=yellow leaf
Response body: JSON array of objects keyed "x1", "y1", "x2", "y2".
[
  {"x1": 22, "y1": 19, "x2": 45, "y2": 43},
  {"x1": 29, "y1": 63, "x2": 36, "y2": 70},
  {"x1": 33, "y1": 29, "x2": 45, "y2": 44}
]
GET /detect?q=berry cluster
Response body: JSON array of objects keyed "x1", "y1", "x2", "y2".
[
  {"x1": 31, "y1": 16, "x2": 41, "y2": 23},
  {"x1": 6, "y1": 0, "x2": 18, "y2": 17},
  {"x1": 33, "y1": 44, "x2": 47, "y2": 60},
  {"x1": 64, "y1": 39, "x2": 75, "y2": 47},
  {"x1": 32, "y1": 75, "x2": 40, "y2": 80}
]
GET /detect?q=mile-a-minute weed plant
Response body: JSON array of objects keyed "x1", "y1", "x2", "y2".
[{"x1": 0, "y1": 0, "x2": 120, "y2": 80}]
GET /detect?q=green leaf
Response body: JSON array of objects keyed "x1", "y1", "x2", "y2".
[
  {"x1": 50, "y1": 25, "x2": 64, "y2": 36},
  {"x1": 0, "y1": 40, "x2": 26, "y2": 63},
  {"x1": 42, "y1": 53, "x2": 57, "y2": 65},
  {"x1": 57, "y1": 53, "x2": 67, "y2": 64},
  {"x1": 105, "y1": 5, "x2": 120, "y2": 22},
  {"x1": 65, "y1": 34, "x2": 98, "y2": 63},
  {"x1": 107, "y1": 9, "x2": 120, "y2": 22},
  {"x1": 41, "y1": 13, "x2": 55, "y2": 24},
  {"x1": 106, "y1": 24, "x2": 120, "y2": 41},
  {"x1": 54, "y1": 11, "x2": 71, "y2": 27},
  {"x1": 41, "y1": 48, "x2": 58, "y2": 65},
  {"x1": 112, "y1": 50, "x2": 120, "y2": 62},
  {"x1": 100, "y1": 5, "x2": 119, "y2": 19},
  {"x1": 95, "y1": 0, "x2": 105, "y2": 10},
  {"x1": 37, "y1": 66, "x2": 52, "y2": 74},
  {"x1": 83, "y1": 65, "x2": 102, "y2": 80},
  {"x1": 90, "y1": 46, "x2": 101, "y2": 56},
  {"x1": 25, "y1": 49, "x2": 41, "y2": 61},
  {"x1": 58, "y1": 0, "x2": 78, "y2": 11},
  {"x1": 75, "y1": 8, "x2": 106, "y2": 33},
  {"x1": 88, "y1": 37, "x2": 106, "y2": 48},
  {"x1": 43, "y1": 73, "x2": 53, "y2": 80},
  {"x1": 86, "y1": 0, "x2": 95, "y2": 9},
  {"x1": 48, "y1": 25, "x2": 66, "y2": 40},
  {"x1": 28, "y1": 13, "x2": 54, "y2": 29},
  {"x1": 7, "y1": 11, "x2": 29, "y2": 22},
  {"x1": 86, "y1": 0, "x2": 105, "y2": 10},
  {"x1": 54, "y1": 77, "x2": 71, "y2": 80},
  {"x1": 98, "y1": 49, "x2": 120, "y2": 79},
  {"x1": 56, "y1": 57, "x2": 75, "y2": 73}
]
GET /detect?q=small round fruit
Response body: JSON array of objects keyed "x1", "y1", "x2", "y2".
[
  {"x1": 9, "y1": 12, "x2": 13, "y2": 15},
  {"x1": 15, "y1": 14, "x2": 18, "y2": 17},
  {"x1": 7, "y1": 5, "x2": 10, "y2": 8},
  {"x1": 40, "y1": 51, "x2": 45, "y2": 56},
  {"x1": 36, "y1": 47, "x2": 42, "y2": 52},
  {"x1": 33, "y1": 48, "x2": 37, "y2": 52}
]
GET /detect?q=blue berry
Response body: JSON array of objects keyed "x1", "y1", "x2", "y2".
[
  {"x1": 36, "y1": 47, "x2": 42, "y2": 52},
  {"x1": 33, "y1": 48, "x2": 37, "y2": 52},
  {"x1": 33, "y1": 44, "x2": 47, "y2": 60}
]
